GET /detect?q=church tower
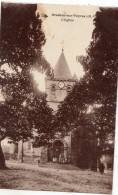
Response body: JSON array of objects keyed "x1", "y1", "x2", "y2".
[{"x1": 45, "y1": 50, "x2": 78, "y2": 111}]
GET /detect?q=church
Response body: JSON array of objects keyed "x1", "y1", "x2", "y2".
[
  {"x1": 44, "y1": 49, "x2": 82, "y2": 165},
  {"x1": 1, "y1": 50, "x2": 86, "y2": 166},
  {"x1": 45, "y1": 48, "x2": 78, "y2": 111}
]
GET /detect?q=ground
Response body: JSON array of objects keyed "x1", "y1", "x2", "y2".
[{"x1": 0, "y1": 160, "x2": 112, "y2": 194}]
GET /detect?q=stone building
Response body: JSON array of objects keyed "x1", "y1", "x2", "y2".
[{"x1": 44, "y1": 49, "x2": 80, "y2": 165}]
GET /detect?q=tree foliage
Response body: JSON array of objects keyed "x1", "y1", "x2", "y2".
[
  {"x1": 27, "y1": 90, "x2": 54, "y2": 148},
  {"x1": 0, "y1": 3, "x2": 53, "y2": 168},
  {"x1": 82, "y1": 8, "x2": 118, "y2": 139},
  {"x1": 1, "y1": 3, "x2": 44, "y2": 69},
  {"x1": 55, "y1": 8, "x2": 118, "y2": 169}
]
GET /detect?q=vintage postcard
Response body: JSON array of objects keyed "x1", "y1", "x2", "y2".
[{"x1": 0, "y1": 2, "x2": 117, "y2": 195}]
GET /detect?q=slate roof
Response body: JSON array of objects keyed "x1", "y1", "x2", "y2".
[{"x1": 54, "y1": 51, "x2": 72, "y2": 80}]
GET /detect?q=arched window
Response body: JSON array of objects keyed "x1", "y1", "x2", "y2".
[
  {"x1": 66, "y1": 85, "x2": 71, "y2": 95},
  {"x1": 51, "y1": 84, "x2": 56, "y2": 95}
]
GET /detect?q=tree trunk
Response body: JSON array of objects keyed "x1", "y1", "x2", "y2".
[{"x1": 0, "y1": 140, "x2": 7, "y2": 169}]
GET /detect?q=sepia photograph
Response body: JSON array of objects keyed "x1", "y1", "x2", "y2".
[{"x1": 0, "y1": 2, "x2": 117, "y2": 194}]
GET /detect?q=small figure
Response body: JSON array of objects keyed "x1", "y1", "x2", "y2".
[
  {"x1": 99, "y1": 162, "x2": 105, "y2": 174},
  {"x1": 59, "y1": 153, "x2": 64, "y2": 164},
  {"x1": 59, "y1": 154, "x2": 62, "y2": 164}
]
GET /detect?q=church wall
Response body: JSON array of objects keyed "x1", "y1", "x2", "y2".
[
  {"x1": 17, "y1": 140, "x2": 42, "y2": 164},
  {"x1": 47, "y1": 102, "x2": 60, "y2": 111},
  {"x1": 2, "y1": 138, "x2": 18, "y2": 160},
  {"x1": 1, "y1": 139, "x2": 41, "y2": 164}
]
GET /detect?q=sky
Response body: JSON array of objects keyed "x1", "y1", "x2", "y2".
[{"x1": 33, "y1": 4, "x2": 99, "y2": 91}]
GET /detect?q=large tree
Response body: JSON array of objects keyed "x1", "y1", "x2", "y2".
[
  {"x1": 80, "y1": 7, "x2": 118, "y2": 140},
  {"x1": 0, "y1": 3, "x2": 52, "y2": 169},
  {"x1": 55, "y1": 8, "x2": 117, "y2": 169}
]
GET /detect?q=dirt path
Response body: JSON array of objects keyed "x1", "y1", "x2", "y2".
[{"x1": 0, "y1": 161, "x2": 113, "y2": 193}]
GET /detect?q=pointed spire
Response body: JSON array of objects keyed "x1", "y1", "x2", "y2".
[
  {"x1": 61, "y1": 40, "x2": 64, "y2": 53},
  {"x1": 54, "y1": 51, "x2": 72, "y2": 80},
  {"x1": 73, "y1": 73, "x2": 78, "y2": 81}
]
